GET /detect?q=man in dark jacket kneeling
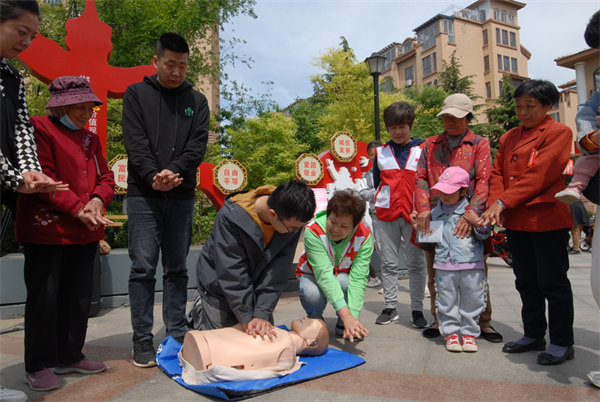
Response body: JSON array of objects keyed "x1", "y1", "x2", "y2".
[{"x1": 192, "y1": 180, "x2": 316, "y2": 338}]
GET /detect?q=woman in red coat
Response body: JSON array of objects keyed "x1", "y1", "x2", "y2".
[
  {"x1": 15, "y1": 76, "x2": 115, "y2": 391},
  {"x1": 481, "y1": 80, "x2": 574, "y2": 366}
]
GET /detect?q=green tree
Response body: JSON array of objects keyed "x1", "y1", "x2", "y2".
[
  {"x1": 438, "y1": 50, "x2": 476, "y2": 98},
  {"x1": 38, "y1": 0, "x2": 257, "y2": 86},
  {"x1": 287, "y1": 95, "x2": 328, "y2": 153},
  {"x1": 475, "y1": 74, "x2": 520, "y2": 151},
  {"x1": 226, "y1": 112, "x2": 308, "y2": 187},
  {"x1": 404, "y1": 85, "x2": 448, "y2": 139},
  {"x1": 311, "y1": 47, "x2": 404, "y2": 145}
]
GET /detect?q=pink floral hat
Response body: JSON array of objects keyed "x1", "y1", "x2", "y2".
[{"x1": 46, "y1": 76, "x2": 102, "y2": 108}]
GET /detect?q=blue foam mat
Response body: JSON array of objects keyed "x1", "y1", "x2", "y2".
[{"x1": 157, "y1": 330, "x2": 365, "y2": 400}]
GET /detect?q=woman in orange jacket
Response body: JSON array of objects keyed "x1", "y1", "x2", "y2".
[{"x1": 481, "y1": 80, "x2": 574, "y2": 366}]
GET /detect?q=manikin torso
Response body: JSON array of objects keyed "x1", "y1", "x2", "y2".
[{"x1": 181, "y1": 324, "x2": 302, "y2": 371}]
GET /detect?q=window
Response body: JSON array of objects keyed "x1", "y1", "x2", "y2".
[
  {"x1": 433, "y1": 79, "x2": 438, "y2": 86},
  {"x1": 510, "y1": 32, "x2": 516, "y2": 48},
  {"x1": 381, "y1": 77, "x2": 394, "y2": 93},
  {"x1": 499, "y1": 80, "x2": 504, "y2": 97},
  {"x1": 503, "y1": 55, "x2": 510, "y2": 71},
  {"x1": 423, "y1": 56, "x2": 432, "y2": 76},
  {"x1": 595, "y1": 68, "x2": 600, "y2": 92},
  {"x1": 494, "y1": 8, "x2": 499, "y2": 20},
  {"x1": 443, "y1": 19, "x2": 454, "y2": 43},
  {"x1": 486, "y1": 82, "x2": 491, "y2": 98},
  {"x1": 496, "y1": 28, "x2": 501, "y2": 44},
  {"x1": 479, "y1": 10, "x2": 486, "y2": 21},
  {"x1": 508, "y1": 12, "x2": 515, "y2": 24},
  {"x1": 484, "y1": 55, "x2": 490, "y2": 72},
  {"x1": 502, "y1": 30, "x2": 508, "y2": 46},
  {"x1": 383, "y1": 47, "x2": 396, "y2": 71},
  {"x1": 483, "y1": 29, "x2": 488, "y2": 46},
  {"x1": 497, "y1": 54, "x2": 502, "y2": 70},
  {"x1": 417, "y1": 22, "x2": 440, "y2": 50},
  {"x1": 501, "y1": 10, "x2": 507, "y2": 22},
  {"x1": 511, "y1": 57, "x2": 518, "y2": 73},
  {"x1": 405, "y1": 65, "x2": 414, "y2": 82},
  {"x1": 404, "y1": 41, "x2": 412, "y2": 52},
  {"x1": 423, "y1": 54, "x2": 436, "y2": 76}
]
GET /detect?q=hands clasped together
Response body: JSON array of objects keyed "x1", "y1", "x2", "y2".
[
  {"x1": 151, "y1": 169, "x2": 183, "y2": 192},
  {"x1": 76, "y1": 197, "x2": 113, "y2": 231}
]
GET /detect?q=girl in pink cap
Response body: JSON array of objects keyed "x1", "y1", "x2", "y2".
[{"x1": 425, "y1": 166, "x2": 490, "y2": 353}]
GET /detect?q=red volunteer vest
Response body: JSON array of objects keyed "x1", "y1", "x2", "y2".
[
  {"x1": 296, "y1": 220, "x2": 370, "y2": 277},
  {"x1": 374, "y1": 144, "x2": 422, "y2": 222}
]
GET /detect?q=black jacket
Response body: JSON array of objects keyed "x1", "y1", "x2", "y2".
[
  {"x1": 122, "y1": 75, "x2": 209, "y2": 199},
  {"x1": 196, "y1": 197, "x2": 301, "y2": 325}
]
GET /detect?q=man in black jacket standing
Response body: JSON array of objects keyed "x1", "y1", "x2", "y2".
[{"x1": 122, "y1": 32, "x2": 209, "y2": 368}]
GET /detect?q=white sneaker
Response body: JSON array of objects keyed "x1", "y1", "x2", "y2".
[
  {"x1": 462, "y1": 335, "x2": 478, "y2": 352},
  {"x1": 587, "y1": 371, "x2": 600, "y2": 388},
  {"x1": 0, "y1": 386, "x2": 27, "y2": 402},
  {"x1": 555, "y1": 189, "x2": 580, "y2": 205},
  {"x1": 445, "y1": 334, "x2": 462, "y2": 352},
  {"x1": 367, "y1": 277, "x2": 381, "y2": 288}
]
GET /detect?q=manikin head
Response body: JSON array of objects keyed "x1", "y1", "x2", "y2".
[{"x1": 290, "y1": 317, "x2": 329, "y2": 356}]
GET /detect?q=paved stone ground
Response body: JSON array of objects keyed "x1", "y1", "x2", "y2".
[{"x1": 0, "y1": 254, "x2": 598, "y2": 401}]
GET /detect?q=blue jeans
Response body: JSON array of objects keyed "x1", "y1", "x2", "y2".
[
  {"x1": 299, "y1": 273, "x2": 348, "y2": 327},
  {"x1": 127, "y1": 196, "x2": 194, "y2": 343}
]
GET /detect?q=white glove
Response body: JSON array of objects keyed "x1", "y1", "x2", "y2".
[{"x1": 359, "y1": 156, "x2": 369, "y2": 168}]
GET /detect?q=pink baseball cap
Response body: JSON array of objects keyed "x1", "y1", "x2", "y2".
[{"x1": 431, "y1": 166, "x2": 470, "y2": 194}]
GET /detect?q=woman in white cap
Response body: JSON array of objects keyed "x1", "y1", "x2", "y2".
[
  {"x1": 414, "y1": 93, "x2": 502, "y2": 343},
  {"x1": 15, "y1": 76, "x2": 115, "y2": 392}
]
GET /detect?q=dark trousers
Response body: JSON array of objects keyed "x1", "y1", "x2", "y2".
[
  {"x1": 507, "y1": 229, "x2": 574, "y2": 346},
  {"x1": 24, "y1": 242, "x2": 98, "y2": 372},
  {"x1": 127, "y1": 196, "x2": 194, "y2": 343}
]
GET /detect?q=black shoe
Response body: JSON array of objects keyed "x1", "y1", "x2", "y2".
[
  {"x1": 422, "y1": 325, "x2": 440, "y2": 338},
  {"x1": 480, "y1": 326, "x2": 503, "y2": 343},
  {"x1": 375, "y1": 308, "x2": 399, "y2": 325},
  {"x1": 411, "y1": 311, "x2": 428, "y2": 329},
  {"x1": 568, "y1": 249, "x2": 581, "y2": 255},
  {"x1": 132, "y1": 339, "x2": 157, "y2": 368},
  {"x1": 502, "y1": 338, "x2": 546, "y2": 353},
  {"x1": 537, "y1": 346, "x2": 575, "y2": 365}
]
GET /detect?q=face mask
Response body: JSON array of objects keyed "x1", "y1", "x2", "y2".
[{"x1": 60, "y1": 114, "x2": 79, "y2": 130}]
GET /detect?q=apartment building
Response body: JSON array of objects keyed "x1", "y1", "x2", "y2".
[{"x1": 379, "y1": 0, "x2": 531, "y2": 122}]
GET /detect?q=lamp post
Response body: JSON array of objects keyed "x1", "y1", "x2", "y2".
[{"x1": 365, "y1": 52, "x2": 387, "y2": 142}]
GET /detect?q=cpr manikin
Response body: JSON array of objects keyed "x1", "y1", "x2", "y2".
[{"x1": 178, "y1": 317, "x2": 329, "y2": 384}]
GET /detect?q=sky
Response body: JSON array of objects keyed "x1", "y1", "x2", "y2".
[{"x1": 220, "y1": 0, "x2": 600, "y2": 109}]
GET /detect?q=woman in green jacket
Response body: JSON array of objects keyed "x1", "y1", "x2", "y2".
[{"x1": 296, "y1": 189, "x2": 373, "y2": 342}]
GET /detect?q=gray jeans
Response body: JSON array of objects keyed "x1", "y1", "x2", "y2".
[
  {"x1": 372, "y1": 216, "x2": 426, "y2": 311},
  {"x1": 435, "y1": 269, "x2": 487, "y2": 337}
]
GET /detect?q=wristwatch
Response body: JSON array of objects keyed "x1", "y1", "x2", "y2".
[{"x1": 580, "y1": 130, "x2": 600, "y2": 152}]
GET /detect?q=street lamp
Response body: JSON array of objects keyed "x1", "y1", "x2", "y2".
[{"x1": 365, "y1": 52, "x2": 387, "y2": 141}]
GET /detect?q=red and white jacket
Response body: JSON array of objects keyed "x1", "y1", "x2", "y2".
[
  {"x1": 374, "y1": 143, "x2": 422, "y2": 222},
  {"x1": 296, "y1": 218, "x2": 370, "y2": 277}
]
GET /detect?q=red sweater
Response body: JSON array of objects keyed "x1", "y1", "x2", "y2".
[
  {"x1": 15, "y1": 115, "x2": 115, "y2": 245},
  {"x1": 489, "y1": 116, "x2": 572, "y2": 232}
]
